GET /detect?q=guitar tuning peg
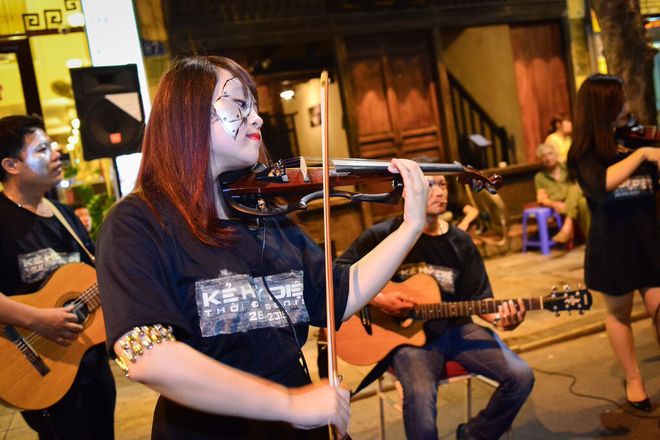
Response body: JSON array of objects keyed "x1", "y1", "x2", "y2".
[
  {"x1": 563, "y1": 284, "x2": 570, "y2": 292},
  {"x1": 579, "y1": 310, "x2": 585, "y2": 315},
  {"x1": 577, "y1": 283, "x2": 583, "y2": 290},
  {"x1": 551, "y1": 285, "x2": 558, "y2": 293},
  {"x1": 555, "y1": 311, "x2": 560, "y2": 317}
]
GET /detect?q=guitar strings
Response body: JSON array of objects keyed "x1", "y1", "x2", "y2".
[{"x1": 21, "y1": 284, "x2": 100, "y2": 347}]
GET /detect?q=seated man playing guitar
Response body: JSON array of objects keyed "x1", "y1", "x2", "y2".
[
  {"x1": 336, "y1": 175, "x2": 534, "y2": 440},
  {"x1": 0, "y1": 115, "x2": 115, "y2": 439}
]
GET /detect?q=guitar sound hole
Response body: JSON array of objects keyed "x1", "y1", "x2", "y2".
[{"x1": 63, "y1": 298, "x2": 90, "y2": 324}]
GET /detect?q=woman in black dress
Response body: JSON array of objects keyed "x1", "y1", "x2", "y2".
[{"x1": 568, "y1": 74, "x2": 660, "y2": 411}]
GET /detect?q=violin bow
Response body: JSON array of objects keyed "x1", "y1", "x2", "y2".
[{"x1": 320, "y1": 70, "x2": 342, "y2": 438}]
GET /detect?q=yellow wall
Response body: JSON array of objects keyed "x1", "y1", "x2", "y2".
[
  {"x1": 0, "y1": 0, "x2": 26, "y2": 35},
  {"x1": 0, "y1": 54, "x2": 28, "y2": 116},
  {"x1": 567, "y1": 0, "x2": 593, "y2": 89},
  {"x1": 0, "y1": 1, "x2": 90, "y2": 121},
  {"x1": 282, "y1": 79, "x2": 349, "y2": 159},
  {"x1": 0, "y1": 1, "x2": 114, "y2": 193},
  {"x1": 24, "y1": 1, "x2": 98, "y2": 184},
  {"x1": 440, "y1": 25, "x2": 526, "y2": 163},
  {"x1": 29, "y1": 33, "x2": 91, "y2": 103}
]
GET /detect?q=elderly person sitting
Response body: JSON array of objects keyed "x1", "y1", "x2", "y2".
[{"x1": 534, "y1": 143, "x2": 590, "y2": 243}]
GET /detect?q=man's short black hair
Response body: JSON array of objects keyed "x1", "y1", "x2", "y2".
[{"x1": 0, "y1": 114, "x2": 45, "y2": 182}]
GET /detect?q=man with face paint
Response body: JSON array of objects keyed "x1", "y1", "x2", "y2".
[
  {"x1": 0, "y1": 115, "x2": 116, "y2": 439},
  {"x1": 336, "y1": 175, "x2": 534, "y2": 440}
]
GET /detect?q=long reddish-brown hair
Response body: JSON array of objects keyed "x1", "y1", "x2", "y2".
[
  {"x1": 568, "y1": 74, "x2": 624, "y2": 179},
  {"x1": 136, "y1": 56, "x2": 262, "y2": 246}
]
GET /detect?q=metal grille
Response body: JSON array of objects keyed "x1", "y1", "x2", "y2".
[
  {"x1": 168, "y1": 0, "x2": 561, "y2": 24},
  {"x1": 169, "y1": 0, "x2": 326, "y2": 24}
]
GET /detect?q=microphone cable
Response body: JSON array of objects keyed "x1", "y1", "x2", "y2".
[
  {"x1": 531, "y1": 366, "x2": 660, "y2": 420},
  {"x1": 259, "y1": 217, "x2": 312, "y2": 380}
]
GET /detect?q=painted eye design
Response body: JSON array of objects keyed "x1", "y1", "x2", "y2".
[{"x1": 235, "y1": 99, "x2": 253, "y2": 118}]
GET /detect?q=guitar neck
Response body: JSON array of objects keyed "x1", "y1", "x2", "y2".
[{"x1": 414, "y1": 297, "x2": 542, "y2": 320}]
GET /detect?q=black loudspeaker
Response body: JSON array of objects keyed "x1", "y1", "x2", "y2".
[{"x1": 70, "y1": 64, "x2": 145, "y2": 161}]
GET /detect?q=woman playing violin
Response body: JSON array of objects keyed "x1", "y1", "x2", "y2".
[
  {"x1": 568, "y1": 74, "x2": 660, "y2": 412},
  {"x1": 95, "y1": 55, "x2": 429, "y2": 439}
]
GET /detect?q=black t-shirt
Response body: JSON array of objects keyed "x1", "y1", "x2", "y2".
[
  {"x1": 576, "y1": 151, "x2": 659, "y2": 294},
  {"x1": 0, "y1": 192, "x2": 106, "y2": 406},
  {"x1": 335, "y1": 217, "x2": 493, "y2": 335},
  {"x1": 0, "y1": 192, "x2": 95, "y2": 295},
  {"x1": 96, "y1": 196, "x2": 350, "y2": 439}
]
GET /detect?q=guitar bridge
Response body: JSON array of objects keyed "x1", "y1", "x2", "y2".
[{"x1": 2, "y1": 326, "x2": 50, "y2": 376}]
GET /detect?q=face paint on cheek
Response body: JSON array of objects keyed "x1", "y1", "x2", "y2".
[
  {"x1": 213, "y1": 99, "x2": 245, "y2": 140},
  {"x1": 22, "y1": 130, "x2": 56, "y2": 178},
  {"x1": 214, "y1": 77, "x2": 255, "y2": 140},
  {"x1": 24, "y1": 146, "x2": 52, "y2": 176}
]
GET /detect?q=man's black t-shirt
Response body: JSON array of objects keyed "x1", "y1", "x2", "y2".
[
  {"x1": 96, "y1": 196, "x2": 350, "y2": 439},
  {"x1": 0, "y1": 192, "x2": 95, "y2": 295},
  {"x1": 335, "y1": 217, "x2": 493, "y2": 335},
  {"x1": 0, "y1": 191, "x2": 111, "y2": 434}
]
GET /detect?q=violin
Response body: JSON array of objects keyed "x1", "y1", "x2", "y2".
[
  {"x1": 615, "y1": 115, "x2": 660, "y2": 150},
  {"x1": 218, "y1": 156, "x2": 503, "y2": 218}
]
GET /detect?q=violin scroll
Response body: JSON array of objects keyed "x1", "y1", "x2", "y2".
[{"x1": 456, "y1": 164, "x2": 503, "y2": 195}]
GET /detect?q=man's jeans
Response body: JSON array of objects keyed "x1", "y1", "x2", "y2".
[{"x1": 391, "y1": 323, "x2": 534, "y2": 440}]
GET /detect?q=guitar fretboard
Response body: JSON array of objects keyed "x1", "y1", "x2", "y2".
[{"x1": 413, "y1": 298, "x2": 542, "y2": 320}]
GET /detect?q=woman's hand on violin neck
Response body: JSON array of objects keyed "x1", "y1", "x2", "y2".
[
  {"x1": 388, "y1": 158, "x2": 428, "y2": 232},
  {"x1": 287, "y1": 381, "x2": 351, "y2": 437}
]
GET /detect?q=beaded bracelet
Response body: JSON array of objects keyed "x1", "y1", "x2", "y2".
[{"x1": 115, "y1": 324, "x2": 176, "y2": 376}]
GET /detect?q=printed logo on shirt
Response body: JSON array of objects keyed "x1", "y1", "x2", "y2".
[
  {"x1": 194, "y1": 270, "x2": 309, "y2": 337},
  {"x1": 397, "y1": 263, "x2": 458, "y2": 296},
  {"x1": 18, "y1": 248, "x2": 81, "y2": 284},
  {"x1": 610, "y1": 174, "x2": 654, "y2": 200}
]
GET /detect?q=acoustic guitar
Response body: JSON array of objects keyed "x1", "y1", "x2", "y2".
[
  {"x1": 336, "y1": 273, "x2": 592, "y2": 366},
  {"x1": 0, "y1": 263, "x2": 105, "y2": 410}
]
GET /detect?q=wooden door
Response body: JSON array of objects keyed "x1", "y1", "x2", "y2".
[
  {"x1": 345, "y1": 33, "x2": 444, "y2": 221},
  {"x1": 510, "y1": 23, "x2": 570, "y2": 162},
  {"x1": 346, "y1": 34, "x2": 443, "y2": 159}
]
